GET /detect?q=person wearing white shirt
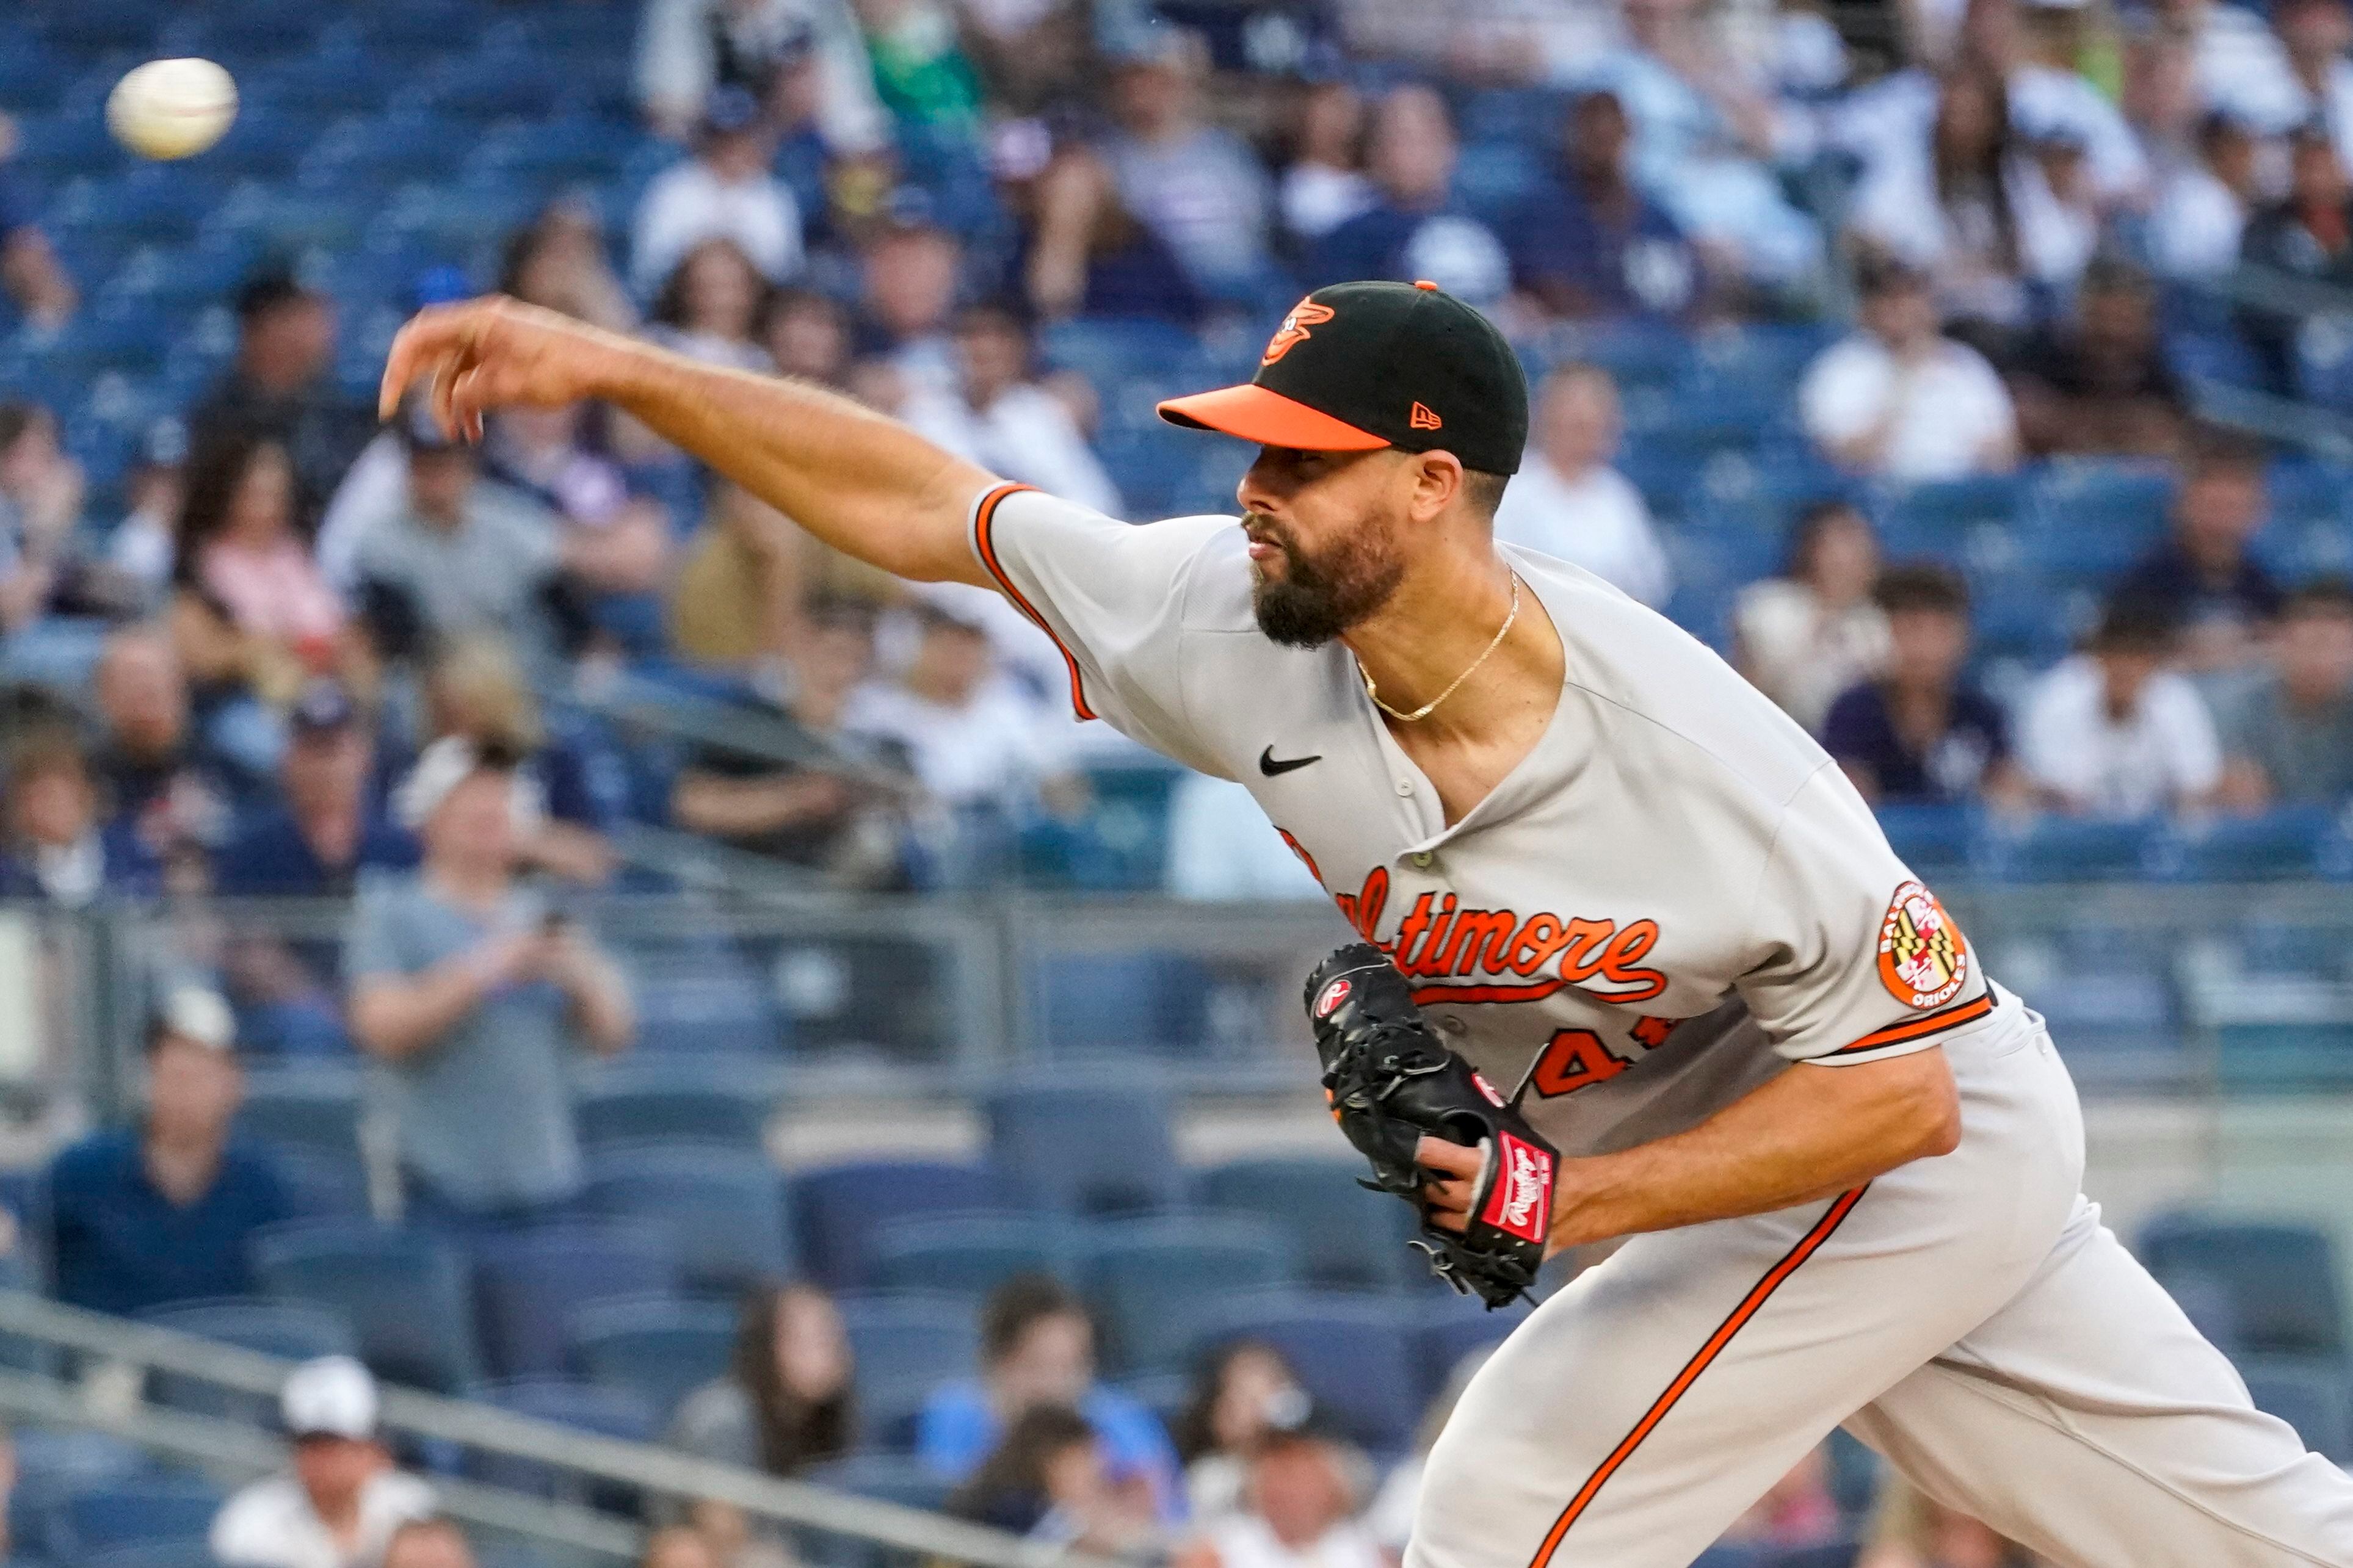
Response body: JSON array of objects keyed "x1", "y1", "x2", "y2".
[
  {"x1": 2152, "y1": 110, "x2": 2265, "y2": 278},
  {"x1": 2017, "y1": 598, "x2": 2225, "y2": 817},
  {"x1": 212, "y1": 1357, "x2": 437, "y2": 1568},
  {"x1": 843, "y1": 601, "x2": 1081, "y2": 810},
  {"x1": 1489, "y1": 366, "x2": 1672, "y2": 609},
  {"x1": 1799, "y1": 259, "x2": 2019, "y2": 482},
  {"x1": 2279, "y1": 0, "x2": 2353, "y2": 168},
  {"x1": 900, "y1": 307, "x2": 1124, "y2": 520},
  {"x1": 635, "y1": 0, "x2": 888, "y2": 154},
  {"x1": 1192, "y1": 1433, "x2": 1387, "y2": 1568},
  {"x1": 2161, "y1": 0, "x2": 2307, "y2": 129},
  {"x1": 1732, "y1": 499, "x2": 1893, "y2": 733},
  {"x1": 631, "y1": 86, "x2": 804, "y2": 294}
]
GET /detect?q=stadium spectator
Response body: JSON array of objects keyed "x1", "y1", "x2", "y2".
[
  {"x1": 917, "y1": 1274, "x2": 1183, "y2": 1520},
  {"x1": 633, "y1": 86, "x2": 804, "y2": 294},
  {"x1": 1799, "y1": 258, "x2": 2019, "y2": 481},
  {"x1": 859, "y1": 0, "x2": 986, "y2": 138},
  {"x1": 672, "y1": 600, "x2": 912, "y2": 885},
  {"x1": 1309, "y1": 85, "x2": 1510, "y2": 305},
  {"x1": 420, "y1": 636, "x2": 618, "y2": 886},
  {"x1": 2160, "y1": 0, "x2": 2303, "y2": 131},
  {"x1": 380, "y1": 1519, "x2": 478, "y2": 1568},
  {"x1": 1857, "y1": 1473, "x2": 2040, "y2": 1568},
  {"x1": 48, "y1": 986, "x2": 285, "y2": 1315},
  {"x1": 1098, "y1": 31, "x2": 1278, "y2": 306},
  {"x1": 2214, "y1": 577, "x2": 2353, "y2": 807},
  {"x1": 483, "y1": 404, "x2": 671, "y2": 648},
  {"x1": 2017, "y1": 594, "x2": 2224, "y2": 817},
  {"x1": 1562, "y1": 0, "x2": 1821, "y2": 289},
  {"x1": 639, "y1": 1526, "x2": 723, "y2": 1568},
  {"x1": 2007, "y1": 259, "x2": 2188, "y2": 458},
  {"x1": 2237, "y1": 122, "x2": 2353, "y2": 396},
  {"x1": 90, "y1": 625, "x2": 230, "y2": 868},
  {"x1": 2112, "y1": 433, "x2": 2283, "y2": 670},
  {"x1": 1189, "y1": 1430, "x2": 1383, "y2": 1568},
  {"x1": 1363, "y1": 1349, "x2": 1489, "y2": 1559},
  {"x1": 1164, "y1": 775, "x2": 1327, "y2": 901},
  {"x1": 636, "y1": 0, "x2": 889, "y2": 156},
  {"x1": 500, "y1": 203, "x2": 639, "y2": 334},
  {"x1": 901, "y1": 305, "x2": 1123, "y2": 517},
  {"x1": 1275, "y1": 79, "x2": 1376, "y2": 248},
  {"x1": 647, "y1": 239, "x2": 780, "y2": 375},
  {"x1": 857, "y1": 198, "x2": 964, "y2": 391},
  {"x1": 1733, "y1": 500, "x2": 1891, "y2": 732},
  {"x1": 107, "y1": 418, "x2": 191, "y2": 615},
  {"x1": 2279, "y1": 0, "x2": 2353, "y2": 168},
  {"x1": 1510, "y1": 89, "x2": 1703, "y2": 323},
  {"x1": 669, "y1": 1283, "x2": 856, "y2": 1472},
  {"x1": 214, "y1": 679, "x2": 409, "y2": 898},
  {"x1": 1715, "y1": 1444, "x2": 1844, "y2": 1551},
  {"x1": 1173, "y1": 1342, "x2": 1311, "y2": 1522},
  {"x1": 2152, "y1": 110, "x2": 2265, "y2": 280},
  {"x1": 1490, "y1": 364, "x2": 1673, "y2": 608},
  {"x1": 948, "y1": 1403, "x2": 1162, "y2": 1553},
  {"x1": 346, "y1": 739, "x2": 635, "y2": 1230},
  {"x1": 0, "y1": 125, "x2": 75, "y2": 329},
  {"x1": 187, "y1": 271, "x2": 370, "y2": 529},
  {"x1": 178, "y1": 438, "x2": 353, "y2": 684},
  {"x1": 352, "y1": 408, "x2": 573, "y2": 668},
  {"x1": 0, "y1": 723, "x2": 159, "y2": 902},
  {"x1": 1011, "y1": 141, "x2": 1206, "y2": 325},
  {"x1": 0, "y1": 402, "x2": 81, "y2": 630},
  {"x1": 1823, "y1": 565, "x2": 2027, "y2": 808},
  {"x1": 212, "y1": 1356, "x2": 437, "y2": 1568},
  {"x1": 763, "y1": 287, "x2": 853, "y2": 387}
]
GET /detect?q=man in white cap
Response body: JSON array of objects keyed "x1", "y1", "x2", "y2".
[
  {"x1": 212, "y1": 1355, "x2": 436, "y2": 1568},
  {"x1": 346, "y1": 739, "x2": 634, "y2": 1234},
  {"x1": 48, "y1": 986, "x2": 289, "y2": 1316}
]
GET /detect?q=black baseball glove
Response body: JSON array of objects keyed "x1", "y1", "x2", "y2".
[{"x1": 1303, "y1": 942, "x2": 1559, "y2": 1309}]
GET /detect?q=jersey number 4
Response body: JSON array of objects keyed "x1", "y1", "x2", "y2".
[{"x1": 1529, "y1": 1028, "x2": 1633, "y2": 1096}]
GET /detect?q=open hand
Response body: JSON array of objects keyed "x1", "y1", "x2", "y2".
[{"x1": 378, "y1": 296, "x2": 622, "y2": 442}]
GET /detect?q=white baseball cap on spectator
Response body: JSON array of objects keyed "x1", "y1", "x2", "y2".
[
  {"x1": 158, "y1": 986, "x2": 235, "y2": 1052},
  {"x1": 393, "y1": 737, "x2": 545, "y2": 834},
  {"x1": 283, "y1": 1355, "x2": 379, "y2": 1441}
]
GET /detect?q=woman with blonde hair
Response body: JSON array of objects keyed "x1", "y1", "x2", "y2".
[{"x1": 419, "y1": 635, "x2": 618, "y2": 884}]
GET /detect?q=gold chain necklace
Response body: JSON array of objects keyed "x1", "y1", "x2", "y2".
[{"x1": 1360, "y1": 572, "x2": 1520, "y2": 723}]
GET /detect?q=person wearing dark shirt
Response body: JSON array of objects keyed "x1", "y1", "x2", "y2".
[
  {"x1": 186, "y1": 270, "x2": 372, "y2": 529},
  {"x1": 2007, "y1": 258, "x2": 2188, "y2": 458},
  {"x1": 90, "y1": 624, "x2": 232, "y2": 871},
  {"x1": 1308, "y1": 84, "x2": 1510, "y2": 307},
  {"x1": 1822, "y1": 564, "x2": 2026, "y2": 808},
  {"x1": 2112, "y1": 433, "x2": 2283, "y2": 671},
  {"x1": 214, "y1": 681, "x2": 413, "y2": 898},
  {"x1": 2237, "y1": 123, "x2": 2353, "y2": 398},
  {"x1": 49, "y1": 988, "x2": 288, "y2": 1315},
  {"x1": 0, "y1": 723, "x2": 162, "y2": 905},
  {"x1": 1510, "y1": 89, "x2": 1700, "y2": 323}
]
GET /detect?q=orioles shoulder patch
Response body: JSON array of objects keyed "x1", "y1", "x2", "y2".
[{"x1": 1877, "y1": 880, "x2": 1971, "y2": 1010}]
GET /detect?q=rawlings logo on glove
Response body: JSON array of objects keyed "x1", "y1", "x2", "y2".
[{"x1": 1302, "y1": 941, "x2": 1561, "y2": 1309}]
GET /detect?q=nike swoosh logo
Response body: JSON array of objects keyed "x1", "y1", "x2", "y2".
[{"x1": 1259, "y1": 746, "x2": 1321, "y2": 776}]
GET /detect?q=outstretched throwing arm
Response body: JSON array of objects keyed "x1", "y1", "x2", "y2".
[{"x1": 378, "y1": 296, "x2": 1000, "y2": 587}]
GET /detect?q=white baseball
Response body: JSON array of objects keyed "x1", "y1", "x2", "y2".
[{"x1": 106, "y1": 58, "x2": 239, "y2": 161}]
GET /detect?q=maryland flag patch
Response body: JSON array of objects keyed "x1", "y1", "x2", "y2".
[{"x1": 1877, "y1": 880, "x2": 1971, "y2": 1010}]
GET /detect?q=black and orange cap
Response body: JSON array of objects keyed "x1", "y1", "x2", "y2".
[{"x1": 1156, "y1": 280, "x2": 1529, "y2": 475}]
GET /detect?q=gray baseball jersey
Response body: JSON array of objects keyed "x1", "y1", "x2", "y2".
[{"x1": 970, "y1": 480, "x2": 2353, "y2": 1566}]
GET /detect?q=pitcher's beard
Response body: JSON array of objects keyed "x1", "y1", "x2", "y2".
[{"x1": 1245, "y1": 511, "x2": 1405, "y2": 649}]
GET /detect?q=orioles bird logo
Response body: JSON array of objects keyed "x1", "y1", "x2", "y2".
[{"x1": 1261, "y1": 301, "x2": 1335, "y2": 365}]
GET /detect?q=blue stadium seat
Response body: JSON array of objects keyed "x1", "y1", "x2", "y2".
[
  {"x1": 1979, "y1": 817, "x2": 2164, "y2": 882},
  {"x1": 1081, "y1": 1214, "x2": 1299, "y2": 1374},
  {"x1": 1412, "y1": 1296, "x2": 1524, "y2": 1401},
  {"x1": 51, "y1": 1478, "x2": 224, "y2": 1556},
  {"x1": 1184, "y1": 1292, "x2": 1423, "y2": 1452},
  {"x1": 2021, "y1": 463, "x2": 2174, "y2": 579},
  {"x1": 868, "y1": 1213, "x2": 1078, "y2": 1296},
  {"x1": 837, "y1": 1290, "x2": 981, "y2": 1450},
  {"x1": 81, "y1": 1541, "x2": 214, "y2": 1568},
  {"x1": 575, "y1": 1068, "x2": 774, "y2": 1153},
  {"x1": 2136, "y1": 1216, "x2": 2346, "y2": 1356},
  {"x1": 1871, "y1": 804, "x2": 1975, "y2": 878},
  {"x1": 986, "y1": 1077, "x2": 1183, "y2": 1215},
  {"x1": 475, "y1": 1222, "x2": 680, "y2": 1381},
  {"x1": 584, "y1": 1142, "x2": 793, "y2": 1294},
  {"x1": 1689, "y1": 1548, "x2": 1772, "y2": 1568},
  {"x1": 802, "y1": 1453, "x2": 954, "y2": 1511},
  {"x1": 2163, "y1": 809, "x2": 2337, "y2": 881},
  {"x1": 470, "y1": 1378, "x2": 659, "y2": 1500},
  {"x1": 2238, "y1": 1354, "x2": 2353, "y2": 1461},
  {"x1": 235, "y1": 1069, "x2": 362, "y2": 1162},
  {"x1": 251, "y1": 1221, "x2": 482, "y2": 1392},
  {"x1": 139, "y1": 1296, "x2": 357, "y2": 1422},
  {"x1": 1040, "y1": 318, "x2": 1206, "y2": 387},
  {"x1": 568, "y1": 1295, "x2": 736, "y2": 1422},
  {"x1": 28, "y1": 0, "x2": 160, "y2": 56},
  {"x1": 626, "y1": 953, "x2": 788, "y2": 1056},
  {"x1": 792, "y1": 1160, "x2": 1006, "y2": 1288},
  {"x1": 2153, "y1": 1270, "x2": 2247, "y2": 1353},
  {"x1": 272, "y1": 1147, "x2": 372, "y2": 1221},
  {"x1": 1192, "y1": 1156, "x2": 1421, "y2": 1292},
  {"x1": 1876, "y1": 474, "x2": 2026, "y2": 562}
]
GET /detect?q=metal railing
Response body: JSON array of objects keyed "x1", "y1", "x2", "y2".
[{"x1": 0, "y1": 1292, "x2": 1106, "y2": 1568}]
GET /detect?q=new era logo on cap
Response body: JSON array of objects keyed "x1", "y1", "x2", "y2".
[{"x1": 1409, "y1": 402, "x2": 1442, "y2": 430}]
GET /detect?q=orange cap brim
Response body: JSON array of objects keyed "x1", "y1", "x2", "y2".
[{"x1": 1156, "y1": 383, "x2": 1389, "y2": 450}]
